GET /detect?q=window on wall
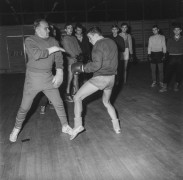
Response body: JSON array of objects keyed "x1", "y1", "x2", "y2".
[
  {"x1": 43, "y1": 0, "x2": 64, "y2": 12},
  {"x1": 127, "y1": 1, "x2": 143, "y2": 20},
  {"x1": 23, "y1": 14, "x2": 37, "y2": 25},
  {"x1": 88, "y1": 11, "x2": 106, "y2": 22},
  {"x1": 66, "y1": 0, "x2": 86, "y2": 10},
  {"x1": 0, "y1": 0, "x2": 182, "y2": 25},
  {"x1": 1, "y1": 14, "x2": 22, "y2": 25},
  {"x1": 46, "y1": 13, "x2": 65, "y2": 23},
  {"x1": 107, "y1": 10, "x2": 126, "y2": 21},
  {"x1": 87, "y1": 0, "x2": 107, "y2": 11},
  {"x1": 22, "y1": 0, "x2": 35, "y2": 12},
  {"x1": 144, "y1": 0, "x2": 161, "y2": 19},
  {"x1": 67, "y1": 12, "x2": 86, "y2": 22},
  {"x1": 107, "y1": 0, "x2": 125, "y2": 10},
  {"x1": 161, "y1": 0, "x2": 180, "y2": 18}
]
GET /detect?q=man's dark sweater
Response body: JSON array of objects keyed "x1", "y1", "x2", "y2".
[
  {"x1": 109, "y1": 34, "x2": 125, "y2": 53},
  {"x1": 84, "y1": 38, "x2": 118, "y2": 77},
  {"x1": 167, "y1": 36, "x2": 183, "y2": 55}
]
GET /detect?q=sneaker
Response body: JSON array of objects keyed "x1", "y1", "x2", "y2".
[
  {"x1": 65, "y1": 95, "x2": 73, "y2": 102},
  {"x1": 173, "y1": 83, "x2": 179, "y2": 92},
  {"x1": 62, "y1": 125, "x2": 73, "y2": 135},
  {"x1": 112, "y1": 119, "x2": 121, "y2": 134},
  {"x1": 9, "y1": 128, "x2": 20, "y2": 142},
  {"x1": 159, "y1": 82, "x2": 164, "y2": 88},
  {"x1": 159, "y1": 85, "x2": 167, "y2": 93},
  {"x1": 40, "y1": 106, "x2": 46, "y2": 114},
  {"x1": 151, "y1": 81, "x2": 156, "y2": 87},
  {"x1": 70, "y1": 126, "x2": 84, "y2": 140}
]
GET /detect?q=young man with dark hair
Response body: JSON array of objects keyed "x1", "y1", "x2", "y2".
[
  {"x1": 109, "y1": 24, "x2": 125, "y2": 85},
  {"x1": 74, "y1": 23, "x2": 91, "y2": 63},
  {"x1": 160, "y1": 23, "x2": 183, "y2": 92},
  {"x1": 148, "y1": 25, "x2": 166, "y2": 88},
  {"x1": 9, "y1": 19, "x2": 73, "y2": 142},
  {"x1": 70, "y1": 26, "x2": 121, "y2": 140},
  {"x1": 62, "y1": 23, "x2": 82, "y2": 102}
]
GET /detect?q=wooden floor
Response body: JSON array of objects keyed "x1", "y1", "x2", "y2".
[{"x1": 0, "y1": 62, "x2": 183, "y2": 180}]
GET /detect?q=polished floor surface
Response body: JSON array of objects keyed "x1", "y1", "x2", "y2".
[{"x1": 0, "y1": 62, "x2": 182, "y2": 180}]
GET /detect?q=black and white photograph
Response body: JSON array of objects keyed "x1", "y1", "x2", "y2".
[{"x1": 0, "y1": 0, "x2": 183, "y2": 179}]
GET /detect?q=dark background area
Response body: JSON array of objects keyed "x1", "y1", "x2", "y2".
[{"x1": 0, "y1": 0, "x2": 182, "y2": 25}]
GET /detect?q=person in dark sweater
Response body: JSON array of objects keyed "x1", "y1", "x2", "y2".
[
  {"x1": 9, "y1": 19, "x2": 73, "y2": 142},
  {"x1": 159, "y1": 23, "x2": 183, "y2": 92},
  {"x1": 109, "y1": 24, "x2": 125, "y2": 85},
  {"x1": 74, "y1": 23, "x2": 92, "y2": 83},
  {"x1": 70, "y1": 26, "x2": 121, "y2": 140},
  {"x1": 62, "y1": 23, "x2": 82, "y2": 102},
  {"x1": 109, "y1": 24, "x2": 125, "y2": 56}
]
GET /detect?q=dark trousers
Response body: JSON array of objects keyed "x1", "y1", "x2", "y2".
[
  {"x1": 15, "y1": 70, "x2": 67, "y2": 129},
  {"x1": 164, "y1": 55, "x2": 183, "y2": 85}
]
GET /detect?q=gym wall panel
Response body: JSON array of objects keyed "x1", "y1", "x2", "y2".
[
  {"x1": 0, "y1": 19, "x2": 179, "y2": 73},
  {"x1": 6, "y1": 36, "x2": 26, "y2": 72},
  {"x1": 0, "y1": 27, "x2": 9, "y2": 73}
]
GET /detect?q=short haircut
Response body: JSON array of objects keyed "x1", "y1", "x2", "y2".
[
  {"x1": 111, "y1": 24, "x2": 119, "y2": 29},
  {"x1": 121, "y1": 23, "x2": 128, "y2": 28},
  {"x1": 172, "y1": 22, "x2": 182, "y2": 29},
  {"x1": 33, "y1": 19, "x2": 47, "y2": 29},
  {"x1": 64, "y1": 22, "x2": 72, "y2": 29},
  {"x1": 87, "y1": 26, "x2": 102, "y2": 35},
  {"x1": 152, "y1": 25, "x2": 159, "y2": 29},
  {"x1": 75, "y1": 23, "x2": 83, "y2": 30}
]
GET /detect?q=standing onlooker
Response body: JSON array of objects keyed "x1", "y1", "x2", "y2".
[
  {"x1": 9, "y1": 19, "x2": 73, "y2": 142},
  {"x1": 74, "y1": 23, "x2": 91, "y2": 63},
  {"x1": 109, "y1": 24, "x2": 125, "y2": 85},
  {"x1": 160, "y1": 23, "x2": 183, "y2": 92},
  {"x1": 62, "y1": 23, "x2": 82, "y2": 102},
  {"x1": 119, "y1": 23, "x2": 133, "y2": 83},
  {"x1": 70, "y1": 26, "x2": 121, "y2": 140},
  {"x1": 74, "y1": 23, "x2": 92, "y2": 83},
  {"x1": 148, "y1": 25, "x2": 166, "y2": 88}
]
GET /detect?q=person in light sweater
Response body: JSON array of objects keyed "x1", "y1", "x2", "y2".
[
  {"x1": 109, "y1": 24, "x2": 125, "y2": 85},
  {"x1": 119, "y1": 23, "x2": 133, "y2": 83},
  {"x1": 9, "y1": 19, "x2": 73, "y2": 142},
  {"x1": 148, "y1": 25, "x2": 166, "y2": 88}
]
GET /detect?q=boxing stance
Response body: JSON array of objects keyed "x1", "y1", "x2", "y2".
[
  {"x1": 70, "y1": 26, "x2": 121, "y2": 140},
  {"x1": 9, "y1": 19, "x2": 73, "y2": 142}
]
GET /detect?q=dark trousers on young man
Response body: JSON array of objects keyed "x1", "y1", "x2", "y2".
[{"x1": 164, "y1": 55, "x2": 183, "y2": 86}]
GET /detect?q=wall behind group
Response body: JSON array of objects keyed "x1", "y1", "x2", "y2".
[{"x1": 0, "y1": 18, "x2": 180, "y2": 73}]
